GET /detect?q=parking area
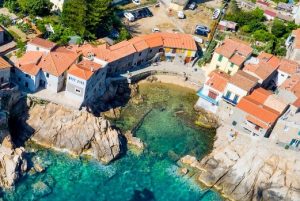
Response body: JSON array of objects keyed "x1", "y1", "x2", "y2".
[{"x1": 122, "y1": 2, "x2": 215, "y2": 44}]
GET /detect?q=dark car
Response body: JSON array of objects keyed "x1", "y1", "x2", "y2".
[{"x1": 194, "y1": 25, "x2": 210, "y2": 36}]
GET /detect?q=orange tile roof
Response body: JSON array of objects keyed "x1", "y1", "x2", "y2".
[
  {"x1": 141, "y1": 33, "x2": 164, "y2": 48},
  {"x1": 128, "y1": 36, "x2": 149, "y2": 52},
  {"x1": 243, "y1": 53, "x2": 280, "y2": 80},
  {"x1": 292, "y1": 29, "x2": 300, "y2": 49},
  {"x1": 228, "y1": 70, "x2": 258, "y2": 91},
  {"x1": 16, "y1": 51, "x2": 44, "y2": 76},
  {"x1": 68, "y1": 60, "x2": 102, "y2": 81},
  {"x1": 280, "y1": 74, "x2": 300, "y2": 98},
  {"x1": 246, "y1": 115, "x2": 269, "y2": 129},
  {"x1": 159, "y1": 32, "x2": 197, "y2": 51},
  {"x1": 293, "y1": 98, "x2": 300, "y2": 108},
  {"x1": 206, "y1": 70, "x2": 230, "y2": 92},
  {"x1": 248, "y1": 87, "x2": 272, "y2": 104},
  {"x1": 29, "y1": 37, "x2": 57, "y2": 50},
  {"x1": 278, "y1": 59, "x2": 300, "y2": 75},
  {"x1": 215, "y1": 38, "x2": 253, "y2": 61},
  {"x1": 0, "y1": 57, "x2": 11, "y2": 69},
  {"x1": 38, "y1": 47, "x2": 79, "y2": 76},
  {"x1": 237, "y1": 90, "x2": 281, "y2": 128},
  {"x1": 229, "y1": 54, "x2": 246, "y2": 66}
]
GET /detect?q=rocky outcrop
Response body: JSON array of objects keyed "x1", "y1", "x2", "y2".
[
  {"x1": 124, "y1": 131, "x2": 144, "y2": 149},
  {"x1": 21, "y1": 102, "x2": 124, "y2": 164},
  {"x1": 181, "y1": 126, "x2": 300, "y2": 201}
]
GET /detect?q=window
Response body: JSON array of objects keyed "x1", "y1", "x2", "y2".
[
  {"x1": 36, "y1": 47, "x2": 39, "y2": 51},
  {"x1": 149, "y1": 49, "x2": 152, "y2": 53},
  {"x1": 228, "y1": 70, "x2": 232, "y2": 75},
  {"x1": 18, "y1": 77, "x2": 21, "y2": 82},
  {"x1": 225, "y1": 91, "x2": 231, "y2": 98},
  {"x1": 233, "y1": 95, "x2": 239, "y2": 103},
  {"x1": 139, "y1": 52, "x2": 142, "y2": 56},
  {"x1": 230, "y1": 62, "x2": 234, "y2": 67},
  {"x1": 25, "y1": 82, "x2": 28, "y2": 88},
  {"x1": 281, "y1": 73, "x2": 285, "y2": 77},
  {"x1": 216, "y1": 65, "x2": 220, "y2": 69},
  {"x1": 25, "y1": 74, "x2": 30, "y2": 78},
  {"x1": 208, "y1": 90, "x2": 218, "y2": 100},
  {"x1": 75, "y1": 88, "x2": 81, "y2": 93},
  {"x1": 46, "y1": 73, "x2": 49, "y2": 78},
  {"x1": 172, "y1": 49, "x2": 176, "y2": 53},
  {"x1": 217, "y1": 55, "x2": 223, "y2": 62},
  {"x1": 0, "y1": 77, "x2": 3, "y2": 83},
  {"x1": 11, "y1": 68, "x2": 15, "y2": 73},
  {"x1": 69, "y1": 76, "x2": 76, "y2": 82}
]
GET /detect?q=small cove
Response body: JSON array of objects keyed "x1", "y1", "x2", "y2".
[{"x1": 2, "y1": 83, "x2": 223, "y2": 201}]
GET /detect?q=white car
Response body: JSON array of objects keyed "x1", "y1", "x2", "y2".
[
  {"x1": 132, "y1": 0, "x2": 141, "y2": 5},
  {"x1": 124, "y1": 12, "x2": 135, "y2": 22},
  {"x1": 178, "y1": 11, "x2": 185, "y2": 19},
  {"x1": 212, "y1": 9, "x2": 220, "y2": 20},
  {"x1": 152, "y1": 27, "x2": 160, "y2": 32}
]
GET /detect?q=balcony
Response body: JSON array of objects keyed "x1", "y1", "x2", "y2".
[
  {"x1": 241, "y1": 121, "x2": 266, "y2": 137},
  {"x1": 222, "y1": 95, "x2": 237, "y2": 105},
  {"x1": 197, "y1": 88, "x2": 218, "y2": 105}
]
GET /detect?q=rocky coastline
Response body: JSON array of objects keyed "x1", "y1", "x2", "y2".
[{"x1": 180, "y1": 125, "x2": 300, "y2": 201}]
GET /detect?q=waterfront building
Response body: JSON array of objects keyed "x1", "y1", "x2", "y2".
[
  {"x1": 14, "y1": 38, "x2": 79, "y2": 92},
  {"x1": 195, "y1": 70, "x2": 230, "y2": 113},
  {"x1": 208, "y1": 38, "x2": 253, "y2": 76},
  {"x1": 230, "y1": 88, "x2": 287, "y2": 137},
  {"x1": 66, "y1": 60, "x2": 107, "y2": 104},
  {"x1": 243, "y1": 52, "x2": 280, "y2": 89},
  {"x1": 222, "y1": 70, "x2": 258, "y2": 105}
]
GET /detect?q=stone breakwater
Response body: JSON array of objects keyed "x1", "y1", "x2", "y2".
[
  {"x1": 20, "y1": 101, "x2": 124, "y2": 164},
  {"x1": 181, "y1": 125, "x2": 300, "y2": 201}
]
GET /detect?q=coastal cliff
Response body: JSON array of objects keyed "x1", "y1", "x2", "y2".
[
  {"x1": 0, "y1": 87, "x2": 27, "y2": 189},
  {"x1": 181, "y1": 125, "x2": 300, "y2": 201},
  {"x1": 19, "y1": 101, "x2": 124, "y2": 164}
]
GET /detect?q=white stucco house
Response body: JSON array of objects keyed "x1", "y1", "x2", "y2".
[
  {"x1": 276, "y1": 59, "x2": 300, "y2": 86},
  {"x1": 14, "y1": 37, "x2": 79, "y2": 92},
  {"x1": 0, "y1": 57, "x2": 12, "y2": 86},
  {"x1": 223, "y1": 70, "x2": 259, "y2": 105},
  {"x1": 196, "y1": 70, "x2": 230, "y2": 113}
]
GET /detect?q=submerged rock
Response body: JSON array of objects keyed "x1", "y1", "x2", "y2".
[
  {"x1": 32, "y1": 181, "x2": 52, "y2": 198},
  {"x1": 124, "y1": 131, "x2": 144, "y2": 150},
  {"x1": 21, "y1": 102, "x2": 124, "y2": 164}
]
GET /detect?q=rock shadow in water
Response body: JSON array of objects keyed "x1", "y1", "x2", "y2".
[{"x1": 129, "y1": 188, "x2": 156, "y2": 201}]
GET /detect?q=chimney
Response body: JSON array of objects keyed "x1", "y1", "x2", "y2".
[{"x1": 91, "y1": 66, "x2": 94, "y2": 72}]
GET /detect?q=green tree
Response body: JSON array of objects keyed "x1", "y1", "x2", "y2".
[
  {"x1": 253, "y1": 30, "x2": 274, "y2": 42},
  {"x1": 116, "y1": 27, "x2": 131, "y2": 42},
  {"x1": 17, "y1": 0, "x2": 53, "y2": 16},
  {"x1": 271, "y1": 19, "x2": 287, "y2": 38},
  {"x1": 3, "y1": 0, "x2": 19, "y2": 12},
  {"x1": 61, "y1": 0, "x2": 87, "y2": 36}
]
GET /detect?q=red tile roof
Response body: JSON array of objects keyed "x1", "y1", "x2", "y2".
[
  {"x1": 206, "y1": 70, "x2": 230, "y2": 92},
  {"x1": 280, "y1": 74, "x2": 300, "y2": 98},
  {"x1": 278, "y1": 59, "x2": 300, "y2": 75},
  {"x1": 0, "y1": 57, "x2": 11, "y2": 70},
  {"x1": 237, "y1": 88, "x2": 281, "y2": 128},
  {"x1": 215, "y1": 38, "x2": 253, "y2": 66},
  {"x1": 228, "y1": 70, "x2": 258, "y2": 91},
  {"x1": 264, "y1": 10, "x2": 277, "y2": 17},
  {"x1": 29, "y1": 37, "x2": 57, "y2": 50},
  {"x1": 68, "y1": 60, "x2": 103, "y2": 81},
  {"x1": 243, "y1": 52, "x2": 280, "y2": 81}
]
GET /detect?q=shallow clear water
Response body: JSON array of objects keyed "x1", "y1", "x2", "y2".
[{"x1": 2, "y1": 83, "x2": 222, "y2": 201}]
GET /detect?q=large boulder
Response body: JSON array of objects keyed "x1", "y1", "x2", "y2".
[{"x1": 23, "y1": 103, "x2": 124, "y2": 164}]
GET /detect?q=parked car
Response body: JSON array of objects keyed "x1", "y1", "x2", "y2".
[
  {"x1": 194, "y1": 25, "x2": 210, "y2": 36},
  {"x1": 178, "y1": 11, "x2": 185, "y2": 19},
  {"x1": 212, "y1": 9, "x2": 220, "y2": 20},
  {"x1": 152, "y1": 27, "x2": 160, "y2": 32},
  {"x1": 132, "y1": 8, "x2": 153, "y2": 19},
  {"x1": 132, "y1": 0, "x2": 141, "y2": 5},
  {"x1": 188, "y1": 2, "x2": 197, "y2": 10},
  {"x1": 124, "y1": 12, "x2": 135, "y2": 21}
]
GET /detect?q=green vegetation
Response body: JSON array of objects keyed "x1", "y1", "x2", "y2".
[
  {"x1": 225, "y1": 8, "x2": 299, "y2": 56},
  {"x1": 0, "y1": 14, "x2": 13, "y2": 27},
  {"x1": 198, "y1": 40, "x2": 217, "y2": 67},
  {"x1": 3, "y1": 0, "x2": 53, "y2": 16}
]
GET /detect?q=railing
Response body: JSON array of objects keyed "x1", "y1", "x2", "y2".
[{"x1": 222, "y1": 96, "x2": 237, "y2": 105}]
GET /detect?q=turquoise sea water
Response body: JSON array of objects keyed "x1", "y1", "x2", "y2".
[{"x1": 2, "y1": 83, "x2": 223, "y2": 201}]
